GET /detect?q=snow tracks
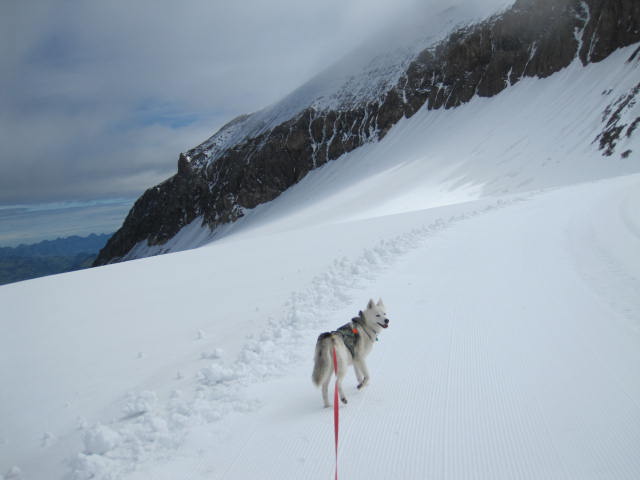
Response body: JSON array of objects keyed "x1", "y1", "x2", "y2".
[
  {"x1": 191, "y1": 177, "x2": 639, "y2": 480},
  {"x1": 66, "y1": 176, "x2": 640, "y2": 479},
  {"x1": 66, "y1": 196, "x2": 525, "y2": 480}
]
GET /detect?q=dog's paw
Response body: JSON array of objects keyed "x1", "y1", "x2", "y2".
[{"x1": 357, "y1": 375, "x2": 369, "y2": 390}]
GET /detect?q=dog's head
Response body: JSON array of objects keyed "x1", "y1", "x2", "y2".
[{"x1": 361, "y1": 298, "x2": 390, "y2": 333}]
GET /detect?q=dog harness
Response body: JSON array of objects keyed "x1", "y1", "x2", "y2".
[
  {"x1": 335, "y1": 322, "x2": 359, "y2": 358},
  {"x1": 332, "y1": 311, "x2": 379, "y2": 358}
]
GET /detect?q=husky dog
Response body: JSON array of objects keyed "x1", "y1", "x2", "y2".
[{"x1": 312, "y1": 298, "x2": 389, "y2": 407}]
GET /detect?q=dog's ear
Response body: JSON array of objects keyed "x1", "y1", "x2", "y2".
[
  {"x1": 367, "y1": 299, "x2": 376, "y2": 309},
  {"x1": 377, "y1": 298, "x2": 384, "y2": 307}
]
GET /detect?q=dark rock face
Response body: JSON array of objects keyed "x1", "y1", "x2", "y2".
[
  {"x1": 401, "y1": 0, "x2": 583, "y2": 114},
  {"x1": 94, "y1": 0, "x2": 640, "y2": 266},
  {"x1": 579, "y1": 0, "x2": 640, "y2": 63},
  {"x1": 596, "y1": 81, "x2": 640, "y2": 156}
]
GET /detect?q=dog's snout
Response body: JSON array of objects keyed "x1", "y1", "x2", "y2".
[{"x1": 384, "y1": 318, "x2": 389, "y2": 325}]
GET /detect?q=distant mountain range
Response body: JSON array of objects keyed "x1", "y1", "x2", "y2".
[{"x1": 0, "y1": 233, "x2": 112, "y2": 285}]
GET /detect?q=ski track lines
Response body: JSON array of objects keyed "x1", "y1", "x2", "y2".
[
  {"x1": 568, "y1": 177, "x2": 640, "y2": 333},
  {"x1": 202, "y1": 178, "x2": 640, "y2": 480},
  {"x1": 70, "y1": 177, "x2": 640, "y2": 480},
  {"x1": 89, "y1": 195, "x2": 522, "y2": 480},
  {"x1": 332, "y1": 213, "x2": 572, "y2": 480},
  {"x1": 377, "y1": 179, "x2": 640, "y2": 480}
]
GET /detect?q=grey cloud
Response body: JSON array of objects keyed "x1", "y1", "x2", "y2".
[{"x1": 1, "y1": 0, "x2": 424, "y2": 205}]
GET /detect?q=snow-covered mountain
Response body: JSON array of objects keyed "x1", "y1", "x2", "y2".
[
  {"x1": 2, "y1": 1, "x2": 640, "y2": 479},
  {"x1": 94, "y1": 0, "x2": 640, "y2": 265}
]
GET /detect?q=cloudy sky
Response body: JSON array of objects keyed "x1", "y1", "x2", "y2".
[
  {"x1": 3, "y1": 0, "x2": 514, "y2": 246},
  {"x1": 2, "y1": 0, "x2": 435, "y2": 245}
]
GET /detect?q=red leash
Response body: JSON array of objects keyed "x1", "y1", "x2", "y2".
[{"x1": 332, "y1": 346, "x2": 339, "y2": 480}]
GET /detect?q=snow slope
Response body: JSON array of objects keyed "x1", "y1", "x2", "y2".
[
  {"x1": 1, "y1": 44, "x2": 640, "y2": 480},
  {"x1": 142, "y1": 174, "x2": 640, "y2": 480},
  {"x1": 126, "y1": 42, "x2": 640, "y2": 259}
]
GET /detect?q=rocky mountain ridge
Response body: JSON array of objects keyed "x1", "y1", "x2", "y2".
[{"x1": 95, "y1": 0, "x2": 640, "y2": 266}]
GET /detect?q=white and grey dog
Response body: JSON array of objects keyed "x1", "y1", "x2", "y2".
[{"x1": 312, "y1": 298, "x2": 389, "y2": 407}]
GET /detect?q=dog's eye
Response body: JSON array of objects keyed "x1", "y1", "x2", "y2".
[{"x1": 376, "y1": 314, "x2": 381, "y2": 317}]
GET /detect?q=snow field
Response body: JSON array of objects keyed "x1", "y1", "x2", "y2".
[
  {"x1": 31, "y1": 174, "x2": 630, "y2": 480},
  {"x1": 67, "y1": 194, "x2": 529, "y2": 480},
  {"x1": 0, "y1": 191, "x2": 526, "y2": 480},
  {"x1": 173, "y1": 174, "x2": 640, "y2": 480}
]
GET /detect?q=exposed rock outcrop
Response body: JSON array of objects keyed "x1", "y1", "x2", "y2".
[
  {"x1": 596, "y1": 80, "x2": 640, "y2": 156},
  {"x1": 94, "y1": 0, "x2": 640, "y2": 266}
]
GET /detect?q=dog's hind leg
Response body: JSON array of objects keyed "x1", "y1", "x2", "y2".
[
  {"x1": 333, "y1": 343, "x2": 349, "y2": 404},
  {"x1": 321, "y1": 376, "x2": 331, "y2": 408},
  {"x1": 313, "y1": 334, "x2": 335, "y2": 407},
  {"x1": 336, "y1": 369, "x2": 348, "y2": 404},
  {"x1": 322, "y1": 371, "x2": 347, "y2": 406}
]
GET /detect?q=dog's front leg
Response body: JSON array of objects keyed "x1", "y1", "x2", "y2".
[{"x1": 355, "y1": 359, "x2": 370, "y2": 389}]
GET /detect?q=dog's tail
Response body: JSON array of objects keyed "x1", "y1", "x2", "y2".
[{"x1": 312, "y1": 333, "x2": 334, "y2": 386}]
